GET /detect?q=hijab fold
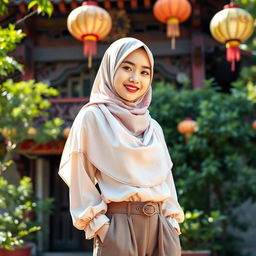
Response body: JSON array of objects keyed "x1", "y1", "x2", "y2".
[{"x1": 59, "y1": 37, "x2": 173, "y2": 188}]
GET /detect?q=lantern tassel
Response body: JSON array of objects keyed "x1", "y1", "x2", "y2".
[
  {"x1": 226, "y1": 40, "x2": 240, "y2": 72},
  {"x1": 83, "y1": 40, "x2": 97, "y2": 56},
  {"x1": 83, "y1": 40, "x2": 96, "y2": 68},
  {"x1": 167, "y1": 18, "x2": 180, "y2": 50}
]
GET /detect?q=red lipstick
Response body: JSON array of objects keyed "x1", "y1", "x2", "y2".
[{"x1": 124, "y1": 84, "x2": 139, "y2": 93}]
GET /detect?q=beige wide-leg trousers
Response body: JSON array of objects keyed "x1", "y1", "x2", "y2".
[{"x1": 93, "y1": 202, "x2": 181, "y2": 256}]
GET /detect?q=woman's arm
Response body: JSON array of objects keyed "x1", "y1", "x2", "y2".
[{"x1": 61, "y1": 151, "x2": 110, "y2": 239}]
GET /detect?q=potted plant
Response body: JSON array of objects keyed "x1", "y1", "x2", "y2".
[{"x1": 0, "y1": 175, "x2": 53, "y2": 256}]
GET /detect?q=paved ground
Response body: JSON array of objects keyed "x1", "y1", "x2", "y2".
[{"x1": 40, "y1": 253, "x2": 92, "y2": 256}]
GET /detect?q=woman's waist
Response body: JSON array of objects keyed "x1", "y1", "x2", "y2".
[{"x1": 107, "y1": 201, "x2": 164, "y2": 216}]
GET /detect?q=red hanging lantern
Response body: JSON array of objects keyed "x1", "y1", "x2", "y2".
[
  {"x1": 252, "y1": 120, "x2": 256, "y2": 131},
  {"x1": 210, "y1": 2, "x2": 254, "y2": 72},
  {"x1": 67, "y1": 1, "x2": 112, "y2": 68},
  {"x1": 153, "y1": 0, "x2": 192, "y2": 49}
]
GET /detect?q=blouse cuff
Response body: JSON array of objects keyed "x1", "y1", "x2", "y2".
[
  {"x1": 84, "y1": 214, "x2": 110, "y2": 240},
  {"x1": 166, "y1": 217, "x2": 181, "y2": 235}
]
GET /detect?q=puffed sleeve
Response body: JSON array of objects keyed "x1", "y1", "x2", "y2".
[
  {"x1": 58, "y1": 107, "x2": 109, "y2": 239},
  {"x1": 162, "y1": 171, "x2": 184, "y2": 235}
]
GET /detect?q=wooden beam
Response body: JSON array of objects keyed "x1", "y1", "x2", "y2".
[
  {"x1": 208, "y1": 0, "x2": 224, "y2": 10},
  {"x1": 104, "y1": 0, "x2": 111, "y2": 9},
  {"x1": 144, "y1": 0, "x2": 151, "y2": 9},
  {"x1": 18, "y1": 3, "x2": 27, "y2": 14},
  {"x1": 130, "y1": 0, "x2": 138, "y2": 9},
  {"x1": 71, "y1": 0, "x2": 78, "y2": 10},
  {"x1": 33, "y1": 39, "x2": 195, "y2": 62},
  {"x1": 117, "y1": 0, "x2": 124, "y2": 9},
  {"x1": 58, "y1": 2, "x2": 67, "y2": 14}
]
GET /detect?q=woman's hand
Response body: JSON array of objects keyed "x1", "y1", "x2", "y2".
[{"x1": 96, "y1": 223, "x2": 110, "y2": 243}]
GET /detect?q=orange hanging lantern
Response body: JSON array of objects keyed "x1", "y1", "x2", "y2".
[
  {"x1": 67, "y1": 1, "x2": 112, "y2": 68},
  {"x1": 177, "y1": 118, "x2": 198, "y2": 135},
  {"x1": 27, "y1": 127, "x2": 37, "y2": 136},
  {"x1": 153, "y1": 0, "x2": 192, "y2": 49},
  {"x1": 177, "y1": 118, "x2": 198, "y2": 142},
  {"x1": 210, "y1": 2, "x2": 254, "y2": 72},
  {"x1": 63, "y1": 127, "x2": 71, "y2": 138}
]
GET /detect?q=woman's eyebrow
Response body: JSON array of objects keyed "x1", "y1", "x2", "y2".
[{"x1": 122, "y1": 60, "x2": 151, "y2": 70}]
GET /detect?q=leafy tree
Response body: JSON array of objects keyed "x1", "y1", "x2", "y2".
[
  {"x1": 0, "y1": 79, "x2": 64, "y2": 173},
  {"x1": 150, "y1": 81, "x2": 256, "y2": 255},
  {"x1": 231, "y1": 0, "x2": 256, "y2": 103},
  {"x1": 236, "y1": 0, "x2": 256, "y2": 51},
  {"x1": 0, "y1": 0, "x2": 64, "y2": 175},
  {"x1": 0, "y1": 0, "x2": 60, "y2": 250}
]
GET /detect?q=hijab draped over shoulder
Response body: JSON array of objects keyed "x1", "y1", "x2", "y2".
[{"x1": 59, "y1": 37, "x2": 173, "y2": 188}]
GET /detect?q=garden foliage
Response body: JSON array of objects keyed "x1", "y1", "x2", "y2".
[
  {"x1": 150, "y1": 82, "x2": 256, "y2": 255},
  {"x1": 0, "y1": 176, "x2": 53, "y2": 250}
]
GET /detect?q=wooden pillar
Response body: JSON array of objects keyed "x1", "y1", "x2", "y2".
[
  {"x1": 191, "y1": 33, "x2": 205, "y2": 89},
  {"x1": 36, "y1": 158, "x2": 50, "y2": 252},
  {"x1": 15, "y1": 13, "x2": 36, "y2": 81},
  {"x1": 190, "y1": 2, "x2": 205, "y2": 89},
  {"x1": 130, "y1": 0, "x2": 138, "y2": 9},
  {"x1": 22, "y1": 38, "x2": 35, "y2": 81}
]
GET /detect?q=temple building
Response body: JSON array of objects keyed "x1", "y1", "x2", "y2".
[{"x1": 1, "y1": 0, "x2": 247, "y2": 254}]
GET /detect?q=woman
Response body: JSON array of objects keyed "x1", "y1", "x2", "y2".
[{"x1": 58, "y1": 37, "x2": 184, "y2": 256}]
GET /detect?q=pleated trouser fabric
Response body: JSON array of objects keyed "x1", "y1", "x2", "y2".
[{"x1": 93, "y1": 212, "x2": 181, "y2": 256}]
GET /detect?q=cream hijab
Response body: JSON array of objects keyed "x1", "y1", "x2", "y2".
[{"x1": 59, "y1": 37, "x2": 173, "y2": 188}]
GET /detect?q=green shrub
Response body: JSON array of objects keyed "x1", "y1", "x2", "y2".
[
  {"x1": 150, "y1": 82, "x2": 256, "y2": 255},
  {"x1": 0, "y1": 176, "x2": 53, "y2": 250}
]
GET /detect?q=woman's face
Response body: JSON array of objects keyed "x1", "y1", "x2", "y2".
[{"x1": 113, "y1": 48, "x2": 151, "y2": 102}]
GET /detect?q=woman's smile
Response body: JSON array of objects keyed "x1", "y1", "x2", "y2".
[{"x1": 123, "y1": 83, "x2": 140, "y2": 93}]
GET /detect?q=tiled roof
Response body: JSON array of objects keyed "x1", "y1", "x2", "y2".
[{"x1": 9, "y1": 0, "x2": 84, "y2": 3}]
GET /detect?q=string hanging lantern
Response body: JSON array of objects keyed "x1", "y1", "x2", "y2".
[
  {"x1": 210, "y1": 2, "x2": 254, "y2": 72},
  {"x1": 67, "y1": 1, "x2": 112, "y2": 68},
  {"x1": 153, "y1": 0, "x2": 192, "y2": 49}
]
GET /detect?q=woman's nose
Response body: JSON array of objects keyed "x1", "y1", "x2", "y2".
[{"x1": 129, "y1": 73, "x2": 139, "y2": 83}]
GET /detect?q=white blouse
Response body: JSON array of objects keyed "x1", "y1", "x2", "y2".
[{"x1": 64, "y1": 151, "x2": 184, "y2": 240}]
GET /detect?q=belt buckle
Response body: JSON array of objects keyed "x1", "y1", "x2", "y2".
[{"x1": 142, "y1": 203, "x2": 156, "y2": 216}]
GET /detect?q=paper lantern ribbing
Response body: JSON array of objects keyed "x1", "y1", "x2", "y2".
[
  {"x1": 210, "y1": 3, "x2": 254, "y2": 72},
  {"x1": 153, "y1": 0, "x2": 192, "y2": 49},
  {"x1": 67, "y1": 1, "x2": 112, "y2": 68}
]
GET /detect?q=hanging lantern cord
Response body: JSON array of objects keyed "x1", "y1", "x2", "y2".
[
  {"x1": 167, "y1": 17, "x2": 180, "y2": 50},
  {"x1": 88, "y1": 56, "x2": 92, "y2": 68}
]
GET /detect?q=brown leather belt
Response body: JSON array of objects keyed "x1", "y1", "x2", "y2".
[{"x1": 107, "y1": 201, "x2": 162, "y2": 217}]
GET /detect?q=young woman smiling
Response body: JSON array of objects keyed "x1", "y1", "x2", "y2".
[{"x1": 59, "y1": 37, "x2": 184, "y2": 256}]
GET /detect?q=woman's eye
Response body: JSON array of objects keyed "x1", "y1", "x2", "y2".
[
  {"x1": 142, "y1": 71, "x2": 150, "y2": 75},
  {"x1": 122, "y1": 66, "x2": 132, "y2": 71}
]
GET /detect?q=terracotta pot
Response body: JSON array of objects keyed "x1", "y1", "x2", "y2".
[
  {"x1": 182, "y1": 250, "x2": 211, "y2": 256},
  {"x1": 0, "y1": 245, "x2": 32, "y2": 256}
]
